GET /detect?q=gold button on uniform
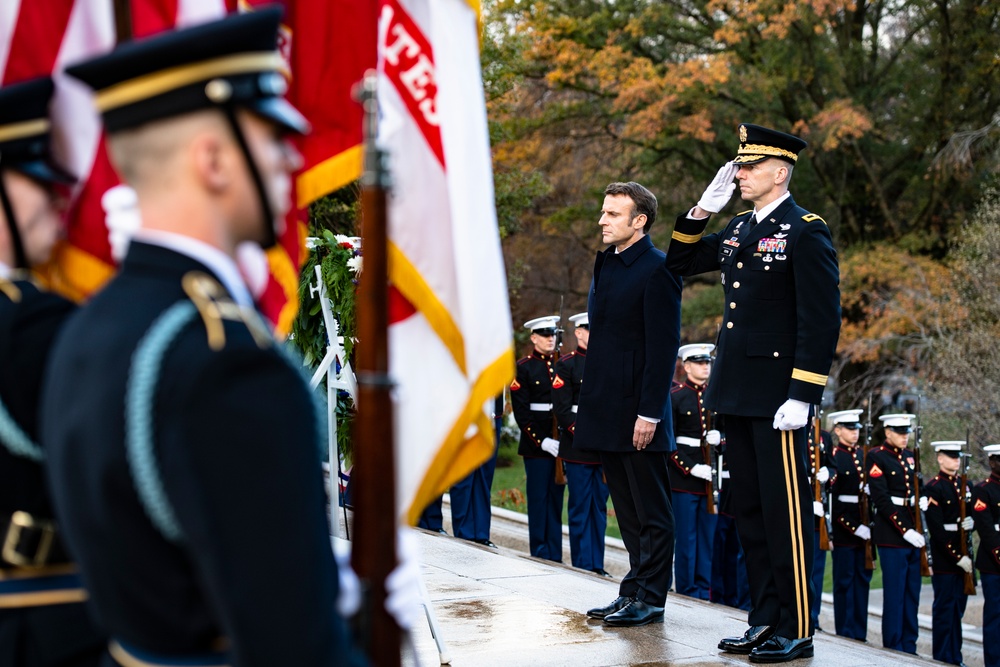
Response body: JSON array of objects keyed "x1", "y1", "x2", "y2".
[
  {"x1": 773, "y1": 352, "x2": 779, "y2": 357},
  {"x1": 726, "y1": 322, "x2": 734, "y2": 329},
  {"x1": 764, "y1": 266, "x2": 771, "y2": 271},
  {"x1": 730, "y1": 302, "x2": 736, "y2": 309},
  {"x1": 733, "y1": 281, "x2": 740, "y2": 288},
  {"x1": 737, "y1": 262, "x2": 744, "y2": 269}
]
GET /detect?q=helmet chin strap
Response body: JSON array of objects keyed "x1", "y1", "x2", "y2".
[
  {"x1": 219, "y1": 106, "x2": 278, "y2": 250},
  {"x1": 0, "y1": 169, "x2": 29, "y2": 270}
]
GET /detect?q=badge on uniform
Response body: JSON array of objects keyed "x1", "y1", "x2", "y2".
[
  {"x1": 780, "y1": 223, "x2": 791, "y2": 231},
  {"x1": 511, "y1": 378, "x2": 521, "y2": 391},
  {"x1": 869, "y1": 464, "x2": 883, "y2": 478},
  {"x1": 552, "y1": 375, "x2": 565, "y2": 389},
  {"x1": 775, "y1": 253, "x2": 787, "y2": 261},
  {"x1": 974, "y1": 498, "x2": 987, "y2": 511},
  {"x1": 757, "y1": 238, "x2": 787, "y2": 253},
  {"x1": 722, "y1": 247, "x2": 733, "y2": 256},
  {"x1": 723, "y1": 238, "x2": 740, "y2": 248}
]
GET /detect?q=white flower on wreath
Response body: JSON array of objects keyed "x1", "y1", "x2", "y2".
[{"x1": 347, "y1": 256, "x2": 363, "y2": 274}]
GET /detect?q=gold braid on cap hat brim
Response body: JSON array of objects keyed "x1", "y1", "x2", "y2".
[{"x1": 735, "y1": 144, "x2": 798, "y2": 162}]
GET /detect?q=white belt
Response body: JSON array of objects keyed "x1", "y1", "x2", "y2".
[
  {"x1": 943, "y1": 524, "x2": 957, "y2": 532},
  {"x1": 676, "y1": 436, "x2": 701, "y2": 447},
  {"x1": 571, "y1": 405, "x2": 578, "y2": 413},
  {"x1": 529, "y1": 403, "x2": 553, "y2": 411},
  {"x1": 721, "y1": 471, "x2": 730, "y2": 479},
  {"x1": 837, "y1": 495, "x2": 859, "y2": 503},
  {"x1": 891, "y1": 496, "x2": 915, "y2": 507}
]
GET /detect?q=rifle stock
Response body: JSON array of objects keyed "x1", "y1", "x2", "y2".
[
  {"x1": 813, "y1": 408, "x2": 831, "y2": 551},
  {"x1": 913, "y1": 405, "x2": 931, "y2": 576},
  {"x1": 703, "y1": 411, "x2": 717, "y2": 515},
  {"x1": 959, "y1": 438, "x2": 976, "y2": 595},
  {"x1": 552, "y1": 296, "x2": 566, "y2": 486},
  {"x1": 860, "y1": 393, "x2": 874, "y2": 570}
]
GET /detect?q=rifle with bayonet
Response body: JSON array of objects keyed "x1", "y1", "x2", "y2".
[
  {"x1": 703, "y1": 410, "x2": 718, "y2": 515},
  {"x1": 860, "y1": 393, "x2": 875, "y2": 570},
  {"x1": 552, "y1": 296, "x2": 567, "y2": 486},
  {"x1": 813, "y1": 406, "x2": 831, "y2": 551},
  {"x1": 914, "y1": 396, "x2": 932, "y2": 576},
  {"x1": 959, "y1": 432, "x2": 977, "y2": 595}
]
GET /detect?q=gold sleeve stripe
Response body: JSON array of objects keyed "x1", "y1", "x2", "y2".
[
  {"x1": 791, "y1": 368, "x2": 828, "y2": 386},
  {"x1": 0, "y1": 118, "x2": 49, "y2": 143},
  {"x1": 671, "y1": 230, "x2": 703, "y2": 244}
]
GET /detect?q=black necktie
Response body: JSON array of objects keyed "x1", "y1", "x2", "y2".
[{"x1": 747, "y1": 213, "x2": 758, "y2": 230}]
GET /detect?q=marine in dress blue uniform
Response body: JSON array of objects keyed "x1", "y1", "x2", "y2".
[
  {"x1": 0, "y1": 77, "x2": 105, "y2": 667},
  {"x1": 668, "y1": 343, "x2": 719, "y2": 600},
  {"x1": 807, "y1": 414, "x2": 834, "y2": 632},
  {"x1": 924, "y1": 441, "x2": 974, "y2": 666},
  {"x1": 866, "y1": 414, "x2": 924, "y2": 655},
  {"x1": 827, "y1": 409, "x2": 873, "y2": 641},
  {"x1": 972, "y1": 444, "x2": 1000, "y2": 667},
  {"x1": 448, "y1": 393, "x2": 502, "y2": 547},
  {"x1": 667, "y1": 124, "x2": 841, "y2": 663},
  {"x1": 552, "y1": 312, "x2": 609, "y2": 574},
  {"x1": 510, "y1": 315, "x2": 565, "y2": 562},
  {"x1": 39, "y1": 11, "x2": 366, "y2": 666}
]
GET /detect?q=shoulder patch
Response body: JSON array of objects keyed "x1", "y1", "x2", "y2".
[
  {"x1": 869, "y1": 464, "x2": 883, "y2": 478},
  {"x1": 975, "y1": 498, "x2": 987, "y2": 512},
  {"x1": 182, "y1": 272, "x2": 271, "y2": 351},
  {"x1": 552, "y1": 375, "x2": 565, "y2": 389},
  {"x1": 510, "y1": 378, "x2": 521, "y2": 391},
  {"x1": 802, "y1": 213, "x2": 827, "y2": 225}
]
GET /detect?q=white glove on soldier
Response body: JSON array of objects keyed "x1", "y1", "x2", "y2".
[
  {"x1": 706, "y1": 430, "x2": 721, "y2": 446},
  {"x1": 541, "y1": 437, "x2": 560, "y2": 457},
  {"x1": 903, "y1": 529, "x2": 926, "y2": 548},
  {"x1": 816, "y1": 466, "x2": 830, "y2": 484},
  {"x1": 773, "y1": 399, "x2": 810, "y2": 431},
  {"x1": 863, "y1": 483, "x2": 870, "y2": 495},
  {"x1": 853, "y1": 525, "x2": 871, "y2": 541},
  {"x1": 331, "y1": 537, "x2": 361, "y2": 617},
  {"x1": 385, "y1": 528, "x2": 424, "y2": 630},
  {"x1": 919, "y1": 496, "x2": 929, "y2": 512},
  {"x1": 691, "y1": 464, "x2": 713, "y2": 481},
  {"x1": 696, "y1": 162, "x2": 739, "y2": 213},
  {"x1": 813, "y1": 501, "x2": 825, "y2": 518},
  {"x1": 961, "y1": 516, "x2": 974, "y2": 531},
  {"x1": 957, "y1": 555, "x2": 973, "y2": 574}
]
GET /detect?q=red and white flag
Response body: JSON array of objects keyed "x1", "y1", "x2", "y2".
[{"x1": 377, "y1": 0, "x2": 514, "y2": 524}]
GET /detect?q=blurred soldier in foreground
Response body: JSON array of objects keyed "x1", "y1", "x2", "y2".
[
  {"x1": 0, "y1": 77, "x2": 105, "y2": 666},
  {"x1": 972, "y1": 444, "x2": 1000, "y2": 667},
  {"x1": 449, "y1": 393, "x2": 503, "y2": 548},
  {"x1": 40, "y1": 11, "x2": 368, "y2": 666}
]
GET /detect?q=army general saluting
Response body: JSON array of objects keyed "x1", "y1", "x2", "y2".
[{"x1": 667, "y1": 125, "x2": 841, "y2": 663}]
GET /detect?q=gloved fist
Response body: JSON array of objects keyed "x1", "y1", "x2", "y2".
[
  {"x1": 331, "y1": 537, "x2": 361, "y2": 617},
  {"x1": 385, "y1": 528, "x2": 424, "y2": 630},
  {"x1": 903, "y1": 529, "x2": 926, "y2": 549},
  {"x1": 706, "y1": 430, "x2": 721, "y2": 446},
  {"x1": 957, "y1": 555, "x2": 973, "y2": 574},
  {"x1": 691, "y1": 464, "x2": 713, "y2": 481},
  {"x1": 816, "y1": 466, "x2": 830, "y2": 484},
  {"x1": 813, "y1": 501, "x2": 826, "y2": 518},
  {"x1": 854, "y1": 525, "x2": 871, "y2": 541},
  {"x1": 919, "y1": 496, "x2": 929, "y2": 512},
  {"x1": 541, "y1": 437, "x2": 560, "y2": 457},
  {"x1": 961, "y1": 516, "x2": 974, "y2": 531},
  {"x1": 863, "y1": 483, "x2": 870, "y2": 495},
  {"x1": 697, "y1": 162, "x2": 739, "y2": 213},
  {"x1": 772, "y1": 399, "x2": 810, "y2": 431}
]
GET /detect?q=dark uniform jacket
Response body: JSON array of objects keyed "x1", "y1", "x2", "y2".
[
  {"x1": 971, "y1": 473, "x2": 1000, "y2": 574},
  {"x1": 511, "y1": 349, "x2": 558, "y2": 458},
  {"x1": 41, "y1": 243, "x2": 364, "y2": 666},
  {"x1": 666, "y1": 197, "x2": 840, "y2": 417},
  {"x1": 866, "y1": 444, "x2": 920, "y2": 548},
  {"x1": 668, "y1": 379, "x2": 712, "y2": 494},
  {"x1": 831, "y1": 443, "x2": 868, "y2": 548},
  {"x1": 575, "y1": 235, "x2": 683, "y2": 452},
  {"x1": 552, "y1": 348, "x2": 599, "y2": 464},
  {"x1": 924, "y1": 472, "x2": 973, "y2": 574}
]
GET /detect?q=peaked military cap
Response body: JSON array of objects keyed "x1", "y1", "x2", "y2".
[
  {"x1": 568, "y1": 312, "x2": 589, "y2": 328},
  {"x1": 0, "y1": 77, "x2": 75, "y2": 185},
  {"x1": 524, "y1": 315, "x2": 560, "y2": 336},
  {"x1": 931, "y1": 440, "x2": 964, "y2": 456},
  {"x1": 733, "y1": 123, "x2": 807, "y2": 166},
  {"x1": 879, "y1": 413, "x2": 915, "y2": 432},
  {"x1": 678, "y1": 343, "x2": 714, "y2": 362},
  {"x1": 827, "y1": 409, "x2": 863, "y2": 429},
  {"x1": 65, "y1": 7, "x2": 309, "y2": 136},
  {"x1": 984, "y1": 444, "x2": 1000, "y2": 456}
]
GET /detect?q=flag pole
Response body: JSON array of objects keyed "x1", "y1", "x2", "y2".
[
  {"x1": 113, "y1": 0, "x2": 132, "y2": 44},
  {"x1": 351, "y1": 70, "x2": 401, "y2": 666}
]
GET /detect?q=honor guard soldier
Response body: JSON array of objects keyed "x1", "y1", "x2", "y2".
[
  {"x1": 511, "y1": 315, "x2": 565, "y2": 562},
  {"x1": 39, "y1": 11, "x2": 367, "y2": 666},
  {"x1": 448, "y1": 392, "x2": 503, "y2": 547},
  {"x1": 827, "y1": 409, "x2": 873, "y2": 641},
  {"x1": 972, "y1": 444, "x2": 1000, "y2": 667},
  {"x1": 668, "y1": 343, "x2": 719, "y2": 600},
  {"x1": 867, "y1": 413, "x2": 924, "y2": 655},
  {"x1": 924, "y1": 441, "x2": 974, "y2": 666},
  {"x1": 667, "y1": 124, "x2": 841, "y2": 662},
  {"x1": 807, "y1": 409, "x2": 834, "y2": 632},
  {"x1": 0, "y1": 77, "x2": 105, "y2": 666}
]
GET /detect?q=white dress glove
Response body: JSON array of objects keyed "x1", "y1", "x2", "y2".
[
  {"x1": 853, "y1": 525, "x2": 871, "y2": 541},
  {"x1": 691, "y1": 464, "x2": 713, "y2": 481},
  {"x1": 903, "y1": 529, "x2": 926, "y2": 548},
  {"x1": 957, "y1": 555, "x2": 973, "y2": 574},
  {"x1": 961, "y1": 516, "x2": 974, "y2": 531},
  {"x1": 772, "y1": 399, "x2": 811, "y2": 431},
  {"x1": 541, "y1": 437, "x2": 560, "y2": 457},
  {"x1": 919, "y1": 496, "x2": 929, "y2": 512},
  {"x1": 331, "y1": 537, "x2": 362, "y2": 617},
  {"x1": 813, "y1": 501, "x2": 826, "y2": 518},
  {"x1": 816, "y1": 466, "x2": 830, "y2": 484},
  {"x1": 697, "y1": 162, "x2": 739, "y2": 213},
  {"x1": 863, "y1": 483, "x2": 870, "y2": 495},
  {"x1": 706, "y1": 430, "x2": 721, "y2": 446},
  {"x1": 385, "y1": 528, "x2": 424, "y2": 630}
]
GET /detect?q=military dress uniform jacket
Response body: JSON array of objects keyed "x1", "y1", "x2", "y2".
[
  {"x1": 666, "y1": 198, "x2": 840, "y2": 416},
  {"x1": 669, "y1": 380, "x2": 712, "y2": 494},
  {"x1": 552, "y1": 349, "x2": 599, "y2": 464},
  {"x1": 574, "y1": 235, "x2": 683, "y2": 452},
  {"x1": 41, "y1": 243, "x2": 365, "y2": 666},
  {"x1": 924, "y1": 472, "x2": 973, "y2": 575},
  {"x1": 866, "y1": 444, "x2": 920, "y2": 548},
  {"x1": 972, "y1": 473, "x2": 1000, "y2": 574},
  {"x1": 511, "y1": 350, "x2": 559, "y2": 458},
  {"x1": 831, "y1": 444, "x2": 868, "y2": 547}
]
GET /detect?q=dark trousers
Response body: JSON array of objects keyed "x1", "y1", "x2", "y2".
[
  {"x1": 417, "y1": 495, "x2": 444, "y2": 532},
  {"x1": 931, "y1": 573, "x2": 968, "y2": 665},
  {"x1": 450, "y1": 438, "x2": 498, "y2": 542},
  {"x1": 673, "y1": 491, "x2": 716, "y2": 600},
  {"x1": 810, "y1": 528, "x2": 827, "y2": 630},
  {"x1": 831, "y1": 545, "x2": 872, "y2": 640},
  {"x1": 724, "y1": 416, "x2": 813, "y2": 639},
  {"x1": 600, "y1": 449, "x2": 674, "y2": 606},
  {"x1": 982, "y1": 572, "x2": 999, "y2": 667},
  {"x1": 0, "y1": 605, "x2": 105, "y2": 667},
  {"x1": 523, "y1": 456, "x2": 564, "y2": 562},
  {"x1": 711, "y1": 513, "x2": 750, "y2": 610},
  {"x1": 564, "y1": 462, "x2": 609, "y2": 571},
  {"x1": 878, "y1": 546, "x2": 921, "y2": 654}
]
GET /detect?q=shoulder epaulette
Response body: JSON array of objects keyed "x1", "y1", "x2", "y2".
[
  {"x1": 0, "y1": 277, "x2": 21, "y2": 303},
  {"x1": 802, "y1": 213, "x2": 827, "y2": 225},
  {"x1": 558, "y1": 352, "x2": 575, "y2": 363},
  {"x1": 737, "y1": 209, "x2": 753, "y2": 217},
  {"x1": 516, "y1": 356, "x2": 532, "y2": 366},
  {"x1": 181, "y1": 272, "x2": 271, "y2": 351}
]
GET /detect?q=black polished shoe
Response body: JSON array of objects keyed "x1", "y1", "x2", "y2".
[
  {"x1": 473, "y1": 539, "x2": 497, "y2": 548},
  {"x1": 603, "y1": 599, "x2": 664, "y2": 627},
  {"x1": 749, "y1": 636, "x2": 813, "y2": 663},
  {"x1": 586, "y1": 595, "x2": 632, "y2": 619},
  {"x1": 718, "y1": 625, "x2": 775, "y2": 654},
  {"x1": 592, "y1": 568, "x2": 613, "y2": 578}
]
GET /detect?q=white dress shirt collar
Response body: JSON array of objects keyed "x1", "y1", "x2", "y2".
[{"x1": 753, "y1": 191, "x2": 791, "y2": 223}]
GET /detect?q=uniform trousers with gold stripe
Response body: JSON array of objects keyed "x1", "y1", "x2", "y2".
[{"x1": 723, "y1": 415, "x2": 814, "y2": 640}]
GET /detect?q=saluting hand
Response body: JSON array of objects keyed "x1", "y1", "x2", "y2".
[
  {"x1": 633, "y1": 418, "x2": 656, "y2": 450},
  {"x1": 696, "y1": 161, "x2": 739, "y2": 214}
]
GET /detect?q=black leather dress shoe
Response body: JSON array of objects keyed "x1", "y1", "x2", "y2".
[
  {"x1": 586, "y1": 596, "x2": 632, "y2": 619},
  {"x1": 603, "y1": 599, "x2": 664, "y2": 627},
  {"x1": 718, "y1": 625, "x2": 775, "y2": 654},
  {"x1": 473, "y1": 539, "x2": 497, "y2": 548},
  {"x1": 592, "y1": 568, "x2": 613, "y2": 577},
  {"x1": 749, "y1": 636, "x2": 813, "y2": 663}
]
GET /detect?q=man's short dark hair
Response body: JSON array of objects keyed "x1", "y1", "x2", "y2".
[{"x1": 604, "y1": 181, "x2": 657, "y2": 233}]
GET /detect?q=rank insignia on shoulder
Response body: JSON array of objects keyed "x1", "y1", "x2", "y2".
[
  {"x1": 928, "y1": 497, "x2": 938, "y2": 506},
  {"x1": 510, "y1": 378, "x2": 521, "y2": 391},
  {"x1": 181, "y1": 271, "x2": 272, "y2": 351},
  {"x1": 552, "y1": 375, "x2": 565, "y2": 389},
  {"x1": 802, "y1": 213, "x2": 827, "y2": 224},
  {"x1": 869, "y1": 464, "x2": 883, "y2": 478},
  {"x1": 975, "y1": 498, "x2": 987, "y2": 511},
  {"x1": 0, "y1": 277, "x2": 21, "y2": 303}
]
